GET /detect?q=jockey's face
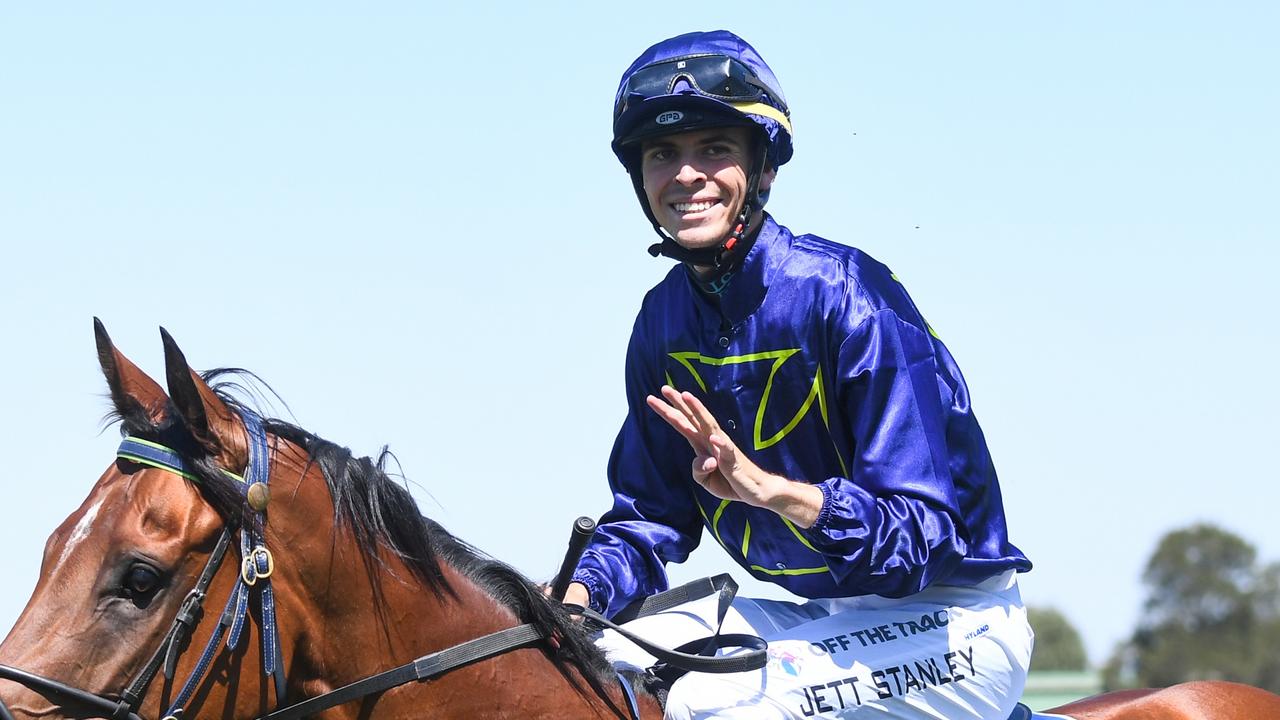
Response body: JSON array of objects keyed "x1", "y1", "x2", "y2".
[{"x1": 640, "y1": 126, "x2": 775, "y2": 251}]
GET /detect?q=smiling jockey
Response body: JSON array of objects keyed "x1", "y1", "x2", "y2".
[{"x1": 566, "y1": 30, "x2": 1034, "y2": 720}]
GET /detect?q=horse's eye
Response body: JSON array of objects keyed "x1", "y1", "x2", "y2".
[{"x1": 125, "y1": 563, "x2": 162, "y2": 597}]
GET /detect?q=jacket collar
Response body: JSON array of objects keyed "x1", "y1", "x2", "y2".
[{"x1": 686, "y1": 213, "x2": 790, "y2": 327}]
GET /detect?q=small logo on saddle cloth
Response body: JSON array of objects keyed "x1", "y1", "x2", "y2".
[
  {"x1": 1011, "y1": 704, "x2": 1077, "y2": 720},
  {"x1": 767, "y1": 648, "x2": 803, "y2": 677},
  {"x1": 656, "y1": 110, "x2": 684, "y2": 125}
]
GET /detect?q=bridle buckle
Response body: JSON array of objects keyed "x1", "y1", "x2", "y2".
[{"x1": 241, "y1": 546, "x2": 275, "y2": 586}]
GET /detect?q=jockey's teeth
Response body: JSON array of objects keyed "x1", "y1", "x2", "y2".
[{"x1": 675, "y1": 201, "x2": 715, "y2": 213}]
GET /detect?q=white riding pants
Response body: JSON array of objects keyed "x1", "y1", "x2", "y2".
[{"x1": 596, "y1": 571, "x2": 1033, "y2": 720}]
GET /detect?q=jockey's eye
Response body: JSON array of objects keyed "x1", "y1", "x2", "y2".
[{"x1": 124, "y1": 562, "x2": 162, "y2": 601}]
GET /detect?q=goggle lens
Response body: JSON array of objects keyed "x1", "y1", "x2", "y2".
[{"x1": 616, "y1": 55, "x2": 783, "y2": 119}]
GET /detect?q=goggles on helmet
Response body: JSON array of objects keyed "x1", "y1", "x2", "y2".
[{"x1": 614, "y1": 54, "x2": 786, "y2": 118}]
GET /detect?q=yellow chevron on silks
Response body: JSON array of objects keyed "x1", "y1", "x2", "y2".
[
  {"x1": 695, "y1": 496, "x2": 830, "y2": 577},
  {"x1": 667, "y1": 346, "x2": 854, "y2": 579},
  {"x1": 665, "y1": 349, "x2": 848, "y2": 476}
]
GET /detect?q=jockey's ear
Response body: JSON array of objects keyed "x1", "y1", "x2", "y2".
[
  {"x1": 159, "y1": 326, "x2": 249, "y2": 473},
  {"x1": 95, "y1": 317, "x2": 169, "y2": 429}
]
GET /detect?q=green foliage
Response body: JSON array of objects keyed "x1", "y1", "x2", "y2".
[
  {"x1": 1142, "y1": 524, "x2": 1256, "y2": 630},
  {"x1": 1027, "y1": 606, "x2": 1087, "y2": 671},
  {"x1": 1105, "y1": 523, "x2": 1280, "y2": 693}
]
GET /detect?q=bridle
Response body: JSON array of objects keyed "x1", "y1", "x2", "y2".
[
  {"x1": 0, "y1": 409, "x2": 568, "y2": 720},
  {"x1": 0, "y1": 407, "x2": 765, "y2": 720}
]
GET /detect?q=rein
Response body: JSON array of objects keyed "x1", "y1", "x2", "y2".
[
  {"x1": 576, "y1": 574, "x2": 767, "y2": 682},
  {"x1": 0, "y1": 410, "x2": 765, "y2": 720}
]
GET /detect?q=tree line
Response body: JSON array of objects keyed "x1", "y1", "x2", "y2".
[{"x1": 1027, "y1": 523, "x2": 1280, "y2": 692}]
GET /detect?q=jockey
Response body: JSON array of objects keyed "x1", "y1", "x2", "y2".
[{"x1": 566, "y1": 30, "x2": 1034, "y2": 720}]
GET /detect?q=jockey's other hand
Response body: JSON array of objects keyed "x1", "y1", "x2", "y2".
[
  {"x1": 560, "y1": 581, "x2": 590, "y2": 609},
  {"x1": 541, "y1": 581, "x2": 590, "y2": 615}
]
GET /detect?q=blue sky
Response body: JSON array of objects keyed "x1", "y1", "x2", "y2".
[{"x1": 1, "y1": 3, "x2": 1276, "y2": 665}]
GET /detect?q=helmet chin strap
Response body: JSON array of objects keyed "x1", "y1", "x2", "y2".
[{"x1": 637, "y1": 141, "x2": 769, "y2": 295}]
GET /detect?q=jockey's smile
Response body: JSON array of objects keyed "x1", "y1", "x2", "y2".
[{"x1": 640, "y1": 126, "x2": 774, "y2": 256}]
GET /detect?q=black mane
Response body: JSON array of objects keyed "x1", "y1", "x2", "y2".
[{"x1": 110, "y1": 370, "x2": 623, "y2": 708}]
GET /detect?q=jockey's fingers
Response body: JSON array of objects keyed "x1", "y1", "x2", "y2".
[
  {"x1": 646, "y1": 394, "x2": 700, "y2": 441},
  {"x1": 664, "y1": 387, "x2": 703, "y2": 430},
  {"x1": 680, "y1": 391, "x2": 723, "y2": 436},
  {"x1": 709, "y1": 433, "x2": 738, "y2": 461},
  {"x1": 694, "y1": 453, "x2": 718, "y2": 476}
]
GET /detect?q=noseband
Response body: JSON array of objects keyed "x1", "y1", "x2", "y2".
[{"x1": 0, "y1": 409, "x2": 584, "y2": 720}]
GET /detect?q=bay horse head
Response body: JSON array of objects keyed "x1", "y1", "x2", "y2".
[{"x1": 0, "y1": 321, "x2": 656, "y2": 719}]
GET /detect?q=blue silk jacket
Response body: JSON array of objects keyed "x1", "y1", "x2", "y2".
[{"x1": 574, "y1": 215, "x2": 1031, "y2": 617}]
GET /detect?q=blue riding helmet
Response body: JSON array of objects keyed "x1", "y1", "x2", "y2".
[
  {"x1": 611, "y1": 31, "x2": 793, "y2": 279},
  {"x1": 612, "y1": 30, "x2": 793, "y2": 171}
]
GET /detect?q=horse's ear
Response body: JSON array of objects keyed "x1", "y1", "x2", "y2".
[
  {"x1": 95, "y1": 317, "x2": 168, "y2": 426},
  {"x1": 159, "y1": 327, "x2": 247, "y2": 467}
]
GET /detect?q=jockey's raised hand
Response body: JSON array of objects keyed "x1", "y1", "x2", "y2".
[{"x1": 646, "y1": 385, "x2": 822, "y2": 529}]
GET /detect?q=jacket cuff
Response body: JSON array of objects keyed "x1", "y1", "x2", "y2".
[
  {"x1": 570, "y1": 570, "x2": 609, "y2": 614},
  {"x1": 807, "y1": 480, "x2": 837, "y2": 532}
]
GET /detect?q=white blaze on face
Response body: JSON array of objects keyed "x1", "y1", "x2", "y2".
[{"x1": 54, "y1": 497, "x2": 105, "y2": 571}]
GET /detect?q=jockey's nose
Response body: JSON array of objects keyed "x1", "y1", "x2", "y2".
[{"x1": 674, "y1": 161, "x2": 705, "y2": 186}]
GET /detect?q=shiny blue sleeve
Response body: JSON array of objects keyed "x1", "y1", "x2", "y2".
[
  {"x1": 571, "y1": 322, "x2": 704, "y2": 617},
  {"x1": 802, "y1": 307, "x2": 969, "y2": 597}
]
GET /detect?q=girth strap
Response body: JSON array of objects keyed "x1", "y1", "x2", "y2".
[{"x1": 614, "y1": 671, "x2": 641, "y2": 720}]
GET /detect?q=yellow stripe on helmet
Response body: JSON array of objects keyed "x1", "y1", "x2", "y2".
[{"x1": 731, "y1": 101, "x2": 793, "y2": 135}]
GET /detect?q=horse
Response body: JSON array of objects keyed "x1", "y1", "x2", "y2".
[
  {"x1": 0, "y1": 321, "x2": 659, "y2": 720},
  {"x1": 0, "y1": 321, "x2": 1278, "y2": 720}
]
